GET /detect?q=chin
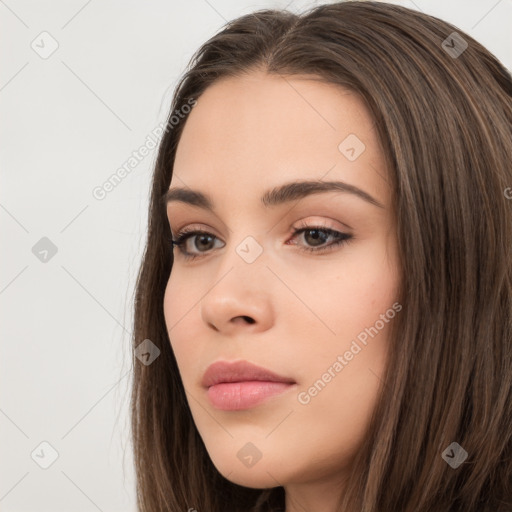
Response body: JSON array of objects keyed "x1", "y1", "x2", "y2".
[
  {"x1": 208, "y1": 450, "x2": 287, "y2": 489},
  {"x1": 220, "y1": 466, "x2": 280, "y2": 489}
]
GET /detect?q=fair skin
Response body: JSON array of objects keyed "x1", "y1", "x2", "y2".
[{"x1": 163, "y1": 70, "x2": 399, "y2": 512}]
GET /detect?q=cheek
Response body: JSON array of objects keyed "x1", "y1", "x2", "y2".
[
  {"x1": 163, "y1": 273, "x2": 203, "y2": 380},
  {"x1": 287, "y1": 254, "x2": 398, "y2": 470},
  {"x1": 163, "y1": 272, "x2": 181, "y2": 330},
  {"x1": 284, "y1": 237, "x2": 399, "y2": 342}
]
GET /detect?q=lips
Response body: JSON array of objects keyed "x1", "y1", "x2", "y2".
[
  {"x1": 201, "y1": 360, "x2": 295, "y2": 388},
  {"x1": 201, "y1": 360, "x2": 296, "y2": 411}
]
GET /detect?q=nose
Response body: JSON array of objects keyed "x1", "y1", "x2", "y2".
[{"x1": 200, "y1": 254, "x2": 275, "y2": 335}]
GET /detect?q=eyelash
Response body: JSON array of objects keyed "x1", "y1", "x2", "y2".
[{"x1": 169, "y1": 223, "x2": 354, "y2": 261}]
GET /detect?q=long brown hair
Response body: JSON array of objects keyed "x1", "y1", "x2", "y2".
[{"x1": 130, "y1": 2, "x2": 512, "y2": 510}]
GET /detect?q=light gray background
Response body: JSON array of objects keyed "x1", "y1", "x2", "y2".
[{"x1": 1, "y1": 0, "x2": 510, "y2": 510}]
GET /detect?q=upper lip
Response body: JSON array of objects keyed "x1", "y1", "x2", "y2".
[{"x1": 201, "y1": 360, "x2": 296, "y2": 388}]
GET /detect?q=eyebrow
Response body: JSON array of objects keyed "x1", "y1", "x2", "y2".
[{"x1": 161, "y1": 179, "x2": 384, "y2": 211}]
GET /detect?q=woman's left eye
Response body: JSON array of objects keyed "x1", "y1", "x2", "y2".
[
  {"x1": 170, "y1": 225, "x2": 353, "y2": 261},
  {"x1": 288, "y1": 227, "x2": 353, "y2": 253}
]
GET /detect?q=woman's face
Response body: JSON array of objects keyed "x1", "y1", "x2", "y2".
[{"x1": 163, "y1": 70, "x2": 400, "y2": 496}]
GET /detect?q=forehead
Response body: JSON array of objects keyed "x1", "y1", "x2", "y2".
[{"x1": 171, "y1": 70, "x2": 387, "y2": 206}]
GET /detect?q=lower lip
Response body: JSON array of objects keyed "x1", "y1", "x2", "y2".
[{"x1": 206, "y1": 381, "x2": 295, "y2": 410}]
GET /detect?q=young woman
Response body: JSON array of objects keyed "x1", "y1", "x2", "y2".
[{"x1": 130, "y1": 2, "x2": 512, "y2": 511}]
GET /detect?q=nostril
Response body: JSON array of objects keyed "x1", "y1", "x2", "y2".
[{"x1": 239, "y1": 315, "x2": 255, "y2": 324}]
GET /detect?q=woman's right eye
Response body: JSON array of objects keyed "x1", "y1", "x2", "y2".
[{"x1": 171, "y1": 230, "x2": 225, "y2": 260}]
